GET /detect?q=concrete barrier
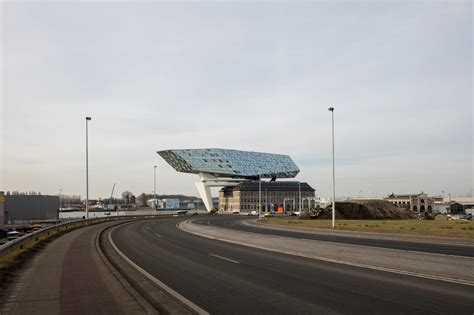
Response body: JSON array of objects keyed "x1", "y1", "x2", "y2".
[{"x1": 0, "y1": 215, "x2": 169, "y2": 258}]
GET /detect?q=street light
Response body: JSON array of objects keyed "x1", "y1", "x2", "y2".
[
  {"x1": 328, "y1": 107, "x2": 336, "y2": 229},
  {"x1": 154, "y1": 165, "x2": 158, "y2": 213},
  {"x1": 85, "y1": 116, "x2": 92, "y2": 219},
  {"x1": 258, "y1": 173, "x2": 262, "y2": 219},
  {"x1": 298, "y1": 182, "x2": 302, "y2": 215},
  {"x1": 265, "y1": 188, "x2": 268, "y2": 212}
]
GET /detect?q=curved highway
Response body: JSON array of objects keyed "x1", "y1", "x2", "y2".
[
  {"x1": 112, "y1": 216, "x2": 473, "y2": 314},
  {"x1": 193, "y1": 216, "x2": 474, "y2": 257}
]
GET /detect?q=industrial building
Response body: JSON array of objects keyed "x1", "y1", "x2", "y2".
[
  {"x1": 449, "y1": 202, "x2": 474, "y2": 215},
  {"x1": 146, "y1": 198, "x2": 181, "y2": 209},
  {"x1": 219, "y1": 181, "x2": 315, "y2": 213},
  {"x1": 3, "y1": 194, "x2": 59, "y2": 224},
  {"x1": 158, "y1": 148, "x2": 304, "y2": 212},
  {"x1": 0, "y1": 192, "x2": 5, "y2": 233}
]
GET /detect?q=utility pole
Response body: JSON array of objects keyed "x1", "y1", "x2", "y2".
[
  {"x1": 258, "y1": 173, "x2": 262, "y2": 219},
  {"x1": 85, "y1": 116, "x2": 91, "y2": 220},
  {"x1": 328, "y1": 107, "x2": 336, "y2": 229},
  {"x1": 298, "y1": 182, "x2": 302, "y2": 214},
  {"x1": 154, "y1": 166, "x2": 158, "y2": 214}
]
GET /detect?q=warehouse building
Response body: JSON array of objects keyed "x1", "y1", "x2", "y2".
[{"x1": 3, "y1": 194, "x2": 60, "y2": 224}]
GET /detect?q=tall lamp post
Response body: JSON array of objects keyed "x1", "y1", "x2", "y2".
[
  {"x1": 328, "y1": 107, "x2": 336, "y2": 229},
  {"x1": 154, "y1": 165, "x2": 158, "y2": 213},
  {"x1": 298, "y1": 182, "x2": 302, "y2": 215},
  {"x1": 85, "y1": 116, "x2": 92, "y2": 219},
  {"x1": 258, "y1": 173, "x2": 262, "y2": 219}
]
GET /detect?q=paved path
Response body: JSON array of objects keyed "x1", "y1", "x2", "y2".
[{"x1": 1, "y1": 222, "x2": 148, "y2": 314}]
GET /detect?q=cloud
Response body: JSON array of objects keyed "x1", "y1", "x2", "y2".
[{"x1": 1, "y1": 1, "x2": 472, "y2": 198}]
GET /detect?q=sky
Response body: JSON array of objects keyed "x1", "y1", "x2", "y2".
[{"x1": 1, "y1": 1, "x2": 472, "y2": 200}]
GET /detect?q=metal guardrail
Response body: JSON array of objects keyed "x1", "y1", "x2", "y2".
[{"x1": 0, "y1": 215, "x2": 165, "y2": 258}]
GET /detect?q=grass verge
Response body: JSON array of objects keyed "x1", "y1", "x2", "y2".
[{"x1": 259, "y1": 218, "x2": 474, "y2": 238}]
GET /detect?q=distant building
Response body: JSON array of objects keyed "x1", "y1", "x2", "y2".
[
  {"x1": 159, "y1": 198, "x2": 180, "y2": 209},
  {"x1": 384, "y1": 192, "x2": 435, "y2": 213},
  {"x1": 0, "y1": 192, "x2": 5, "y2": 232},
  {"x1": 219, "y1": 181, "x2": 315, "y2": 213},
  {"x1": 4, "y1": 194, "x2": 60, "y2": 224},
  {"x1": 434, "y1": 203, "x2": 450, "y2": 214},
  {"x1": 146, "y1": 198, "x2": 180, "y2": 210},
  {"x1": 158, "y1": 148, "x2": 300, "y2": 211},
  {"x1": 446, "y1": 197, "x2": 474, "y2": 204},
  {"x1": 450, "y1": 202, "x2": 474, "y2": 215}
]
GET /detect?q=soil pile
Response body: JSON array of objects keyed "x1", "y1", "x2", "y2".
[{"x1": 316, "y1": 200, "x2": 416, "y2": 220}]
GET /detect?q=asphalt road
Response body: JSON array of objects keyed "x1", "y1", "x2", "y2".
[
  {"x1": 192, "y1": 216, "x2": 474, "y2": 257},
  {"x1": 112, "y1": 216, "x2": 474, "y2": 314}
]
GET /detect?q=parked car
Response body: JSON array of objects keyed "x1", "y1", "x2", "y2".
[{"x1": 263, "y1": 212, "x2": 273, "y2": 218}]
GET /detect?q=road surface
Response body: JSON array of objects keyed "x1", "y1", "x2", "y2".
[
  {"x1": 193, "y1": 216, "x2": 474, "y2": 257},
  {"x1": 112, "y1": 216, "x2": 474, "y2": 314}
]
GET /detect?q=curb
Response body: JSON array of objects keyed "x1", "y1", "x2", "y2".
[
  {"x1": 95, "y1": 220, "x2": 159, "y2": 314},
  {"x1": 104, "y1": 220, "x2": 209, "y2": 315}
]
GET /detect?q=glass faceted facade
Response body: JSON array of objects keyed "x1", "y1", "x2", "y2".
[{"x1": 157, "y1": 148, "x2": 299, "y2": 179}]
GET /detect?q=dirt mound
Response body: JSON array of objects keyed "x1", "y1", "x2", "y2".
[{"x1": 316, "y1": 200, "x2": 416, "y2": 220}]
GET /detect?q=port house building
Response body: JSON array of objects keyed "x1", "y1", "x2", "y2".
[
  {"x1": 219, "y1": 181, "x2": 315, "y2": 213},
  {"x1": 157, "y1": 148, "x2": 314, "y2": 212}
]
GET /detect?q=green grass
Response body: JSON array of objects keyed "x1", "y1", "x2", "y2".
[{"x1": 259, "y1": 218, "x2": 474, "y2": 238}]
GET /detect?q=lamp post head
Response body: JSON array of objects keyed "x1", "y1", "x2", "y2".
[
  {"x1": 328, "y1": 107, "x2": 334, "y2": 112},
  {"x1": 86, "y1": 117, "x2": 92, "y2": 120}
]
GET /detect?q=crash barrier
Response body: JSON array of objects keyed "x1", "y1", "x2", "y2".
[{"x1": 0, "y1": 215, "x2": 166, "y2": 258}]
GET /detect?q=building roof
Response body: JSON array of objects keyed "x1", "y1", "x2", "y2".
[
  {"x1": 386, "y1": 192, "x2": 428, "y2": 199},
  {"x1": 222, "y1": 181, "x2": 314, "y2": 192},
  {"x1": 158, "y1": 148, "x2": 299, "y2": 179}
]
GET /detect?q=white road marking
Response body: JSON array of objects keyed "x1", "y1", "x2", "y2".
[
  {"x1": 181, "y1": 219, "x2": 474, "y2": 287},
  {"x1": 108, "y1": 229, "x2": 209, "y2": 315},
  {"x1": 208, "y1": 253, "x2": 240, "y2": 264},
  {"x1": 155, "y1": 233, "x2": 162, "y2": 238}
]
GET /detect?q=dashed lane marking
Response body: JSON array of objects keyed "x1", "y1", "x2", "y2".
[{"x1": 208, "y1": 254, "x2": 240, "y2": 264}]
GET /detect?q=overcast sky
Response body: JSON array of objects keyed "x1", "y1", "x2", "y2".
[{"x1": 1, "y1": 1, "x2": 472, "y2": 199}]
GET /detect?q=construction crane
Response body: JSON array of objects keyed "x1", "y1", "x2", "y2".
[{"x1": 109, "y1": 183, "x2": 116, "y2": 211}]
